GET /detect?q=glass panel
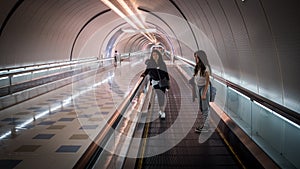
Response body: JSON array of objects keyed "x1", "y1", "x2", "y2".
[
  {"x1": 212, "y1": 80, "x2": 226, "y2": 112},
  {"x1": 12, "y1": 72, "x2": 32, "y2": 84},
  {"x1": 284, "y1": 121, "x2": 300, "y2": 168},
  {"x1": 0, "y1": 77, "x2": 9, "y2": 87},
  {"x1": 0, "y1": 70, "x2": 9, "y2": 75},
  {"x1": 176, "y1": 60, "x2": 299, "y2": 168},
  {"x1": 251, "y1": 101, "x2": 283, "y2": 154},
  {"x1": 32, "y1": 69, "x2": 48, "y2": 79},
  {"x1": 227, "y1": 88, "x2": 252, "y2": 134},
  {"x1": 178, "y1": 61, "x2": 300, "y2": 168}
]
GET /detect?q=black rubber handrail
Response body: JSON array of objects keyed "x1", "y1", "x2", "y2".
[
  {"x1": 0, "y1": 57, "x2": 96, "y2": 72},
  {"x1": 175, "y1": 55, "x2": 300, "y2": 126},
  {"x1": 0, "y1": 58, "x2": 104, "y2": 78},
  {"x1": 73, "y1": 77, "x2": 146, "y2": 169}
]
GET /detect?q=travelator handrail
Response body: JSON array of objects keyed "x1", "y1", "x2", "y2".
[
  {"x1": 174, "y1": 55, "x2": 300, "y2": 126},
  {"x1": 74, "y1": 76, "x2": 147, "y2": 169},
  {"x1": 0, "y1": 57, "x2": 114, "y2": 79},
  {"x1": 0, "y1": 57, "x2": 114, "y2": 95},
  {"x1": 0, "y1": 57, "x2": 96, "y2": 73}
]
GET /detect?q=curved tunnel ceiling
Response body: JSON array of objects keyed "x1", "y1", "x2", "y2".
[{"x1": 0, "y1": 0, "x2": 299, "y2": 113}]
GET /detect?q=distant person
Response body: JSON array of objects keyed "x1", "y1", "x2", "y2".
[
  {"x1": 192, "y1": 50, "x2": 211, "y2": 133},
  {"x1": 141, "y1": 49, "x2": 170, "y2": 119},
  {"x1": 114, "y1": 50, "x2": 118, "y2": 68}
]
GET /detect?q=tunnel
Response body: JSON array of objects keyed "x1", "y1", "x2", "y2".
[{"x1": 0, "y1": 0, "x2": 299, "y2": 169}]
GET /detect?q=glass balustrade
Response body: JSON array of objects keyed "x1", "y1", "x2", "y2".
[
  {"x1": 180, "y1": 63, "x2": 299, "y2": 169},
  {"x1": 0, "y1": 57, "x2": 100, "y2": 88}
]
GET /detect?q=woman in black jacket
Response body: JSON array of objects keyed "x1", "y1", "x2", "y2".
[{"x1": 141, "y1": 49, "x2": 170, "y2": 119}]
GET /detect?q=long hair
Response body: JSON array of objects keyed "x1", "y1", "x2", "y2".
[
  {"x1": 193, "y1": 50, "x2": 210, "y2": 76},
  {"x1": 150, "y1": 49, "x2": 163, "y2": 63}
]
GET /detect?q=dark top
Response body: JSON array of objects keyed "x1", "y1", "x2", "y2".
[{"x1": 141, "y1": 59, "x2": 170, "y2": 81}]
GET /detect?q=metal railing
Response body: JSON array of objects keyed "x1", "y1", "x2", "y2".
[
  {"x1": 174, "y1": 55, "x2": 300, "y2": 169},
  {"x1": 0, "y1": 57, "x2": 96, "y2": 76},
  {"x1": 0, "y1": 57, "x2": 116, "y2": 97}
]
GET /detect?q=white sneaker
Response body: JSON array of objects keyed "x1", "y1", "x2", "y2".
[
  {"x1": 159, "y1": 110, "x2": 163, "y2": 117},
  {"x1": 160, "y1": 111, "x2": 166, "y2": 119}
]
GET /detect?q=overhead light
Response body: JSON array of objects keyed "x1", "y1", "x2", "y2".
[
  {"x1": 101, "y1": 0, "x2": 156, "y2": 43},
  {"x1": 101, "y1": 0, "x2": 137, "y2": 29},
  {"x1": 122, "y1": 29, "x2": 135, "y2": 33},
  {"x1": 122, "y1": 28, "x2": 156, "y2": 33}
]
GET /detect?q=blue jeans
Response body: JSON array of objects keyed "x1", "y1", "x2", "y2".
[
  {"x1": 198, "y1": 85, "x2": 210, "y2": 127},
  {"x1": 153, "y1": 85, "x2": 167, "y2": 111}
]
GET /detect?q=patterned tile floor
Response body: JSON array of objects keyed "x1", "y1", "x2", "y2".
[{"x1": 0, "y1": 58, "x2": 147, "y2": 169}]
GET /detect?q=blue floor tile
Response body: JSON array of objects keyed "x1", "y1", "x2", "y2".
[
  {"x1": 101, "y1": 111, "x2": 109, "y2": 115},
  {"x1": 33, "y1": 134, "x2": 55, "y2": 139},
  {"x1": 94, "y1": 111, "x2": 101, "y2": 115},
  {"x1": 0, "y1": 160, "x2": 22, "y2": 169},
  {"x1": 58, "y1": 118, "x2": 75, "y2": 122},
  {"x1": 56, "y1": 145, "x2": 81, "y2": 153},
  {"x1": 38, "y1": 121, "x2": 56, "y2": 125}
]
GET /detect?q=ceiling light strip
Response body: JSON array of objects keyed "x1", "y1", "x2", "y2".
[
  {"x1": 101, "y1": 0, "x2": 138, "y2": 29},
  {"x1": 101, "y1": 0, "x2": 155, "y2": 43}
]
